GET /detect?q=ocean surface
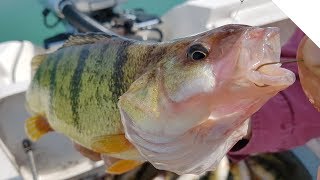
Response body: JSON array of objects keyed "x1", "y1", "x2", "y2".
[{"x1": 0, "y1": 0, "x2": 183, "y2": 46}]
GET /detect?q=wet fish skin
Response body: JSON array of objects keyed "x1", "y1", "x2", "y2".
[
  {"x1": 25, "y1": 24, "x2": 296, "y2": 175},
  {"x1": 27, "y1": 37, "x2": 166, "y2": 146},
  {"x1": 117, "y1": 25, "x2": 296, "y2": 174}
]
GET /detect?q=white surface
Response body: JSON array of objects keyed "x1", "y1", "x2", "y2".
[
  {"x1": 159, "y1": 0, "x2": 288, "y2": 40},
  {"x1": 0, "y1": 145, "x2": 21, "y2": 180},
  {"x1": 0, "y1": 41, "x2": 37, "y2": 87},
  {"x1": 39, "y1": 0, "x2": 127, "y2": 17},
  {"x1": 272, "y1": 0, "x2": 320, "y2": 48}
]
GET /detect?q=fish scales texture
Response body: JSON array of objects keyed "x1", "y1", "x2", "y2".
[
  {"x1": 27, "y1": 38, "x2": 168, "y2": 148},
  {"x1": 26, "y1": 24, "x2": 297, "y2": 175}
]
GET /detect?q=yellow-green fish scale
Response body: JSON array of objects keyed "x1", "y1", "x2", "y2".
[
  {"x1": 27, "y1": 38, "x2": 169, "y2": 149},
  {"x1": 75, "y1": 43, "x2": 122, "y2": 141},
  {"x1": 51, "y1": 42, "x2": 125, "y2": 147}
]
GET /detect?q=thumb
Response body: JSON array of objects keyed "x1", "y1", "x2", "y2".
[
  {"x1": 297, "y1": 36, "x2": 320, "y2": 111},
  {"x1": 297, "y1": 36, "x2": 320, "y2": 69}
]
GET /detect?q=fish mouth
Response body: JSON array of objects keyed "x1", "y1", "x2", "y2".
[
  {"x1": 246, "y1": 27, "x2": 296, "y2": 87},
  {"x1": 249, "y1": 63, "x2": 295, "y2": 87}
]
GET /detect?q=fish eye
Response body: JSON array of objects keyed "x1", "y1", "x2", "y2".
[{"x1": 187, "y1": 44, "x2": 209, "y2": 61}]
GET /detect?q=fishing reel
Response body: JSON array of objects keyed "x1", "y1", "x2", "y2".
[{"x1": 40, "y1": 0, "x2": 163, "y2": 49}]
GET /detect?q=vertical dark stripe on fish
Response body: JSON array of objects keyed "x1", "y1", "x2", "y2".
[
  {"x1": 70, "y1": 46, "x2": 90, "y2": 129},
  {"x1": 49, "y1": 50, "x2": 64, "y2": 111},
  {"x1": 33, "y1": 62, "x2": 44, "y2": 83},
  {"x1": 34, "y1": 55, "x2": 51, "y2": 84},
  {"x1": 96, "y1": 43, "x2": 110, "y2": 70},
  {"x1": 110, "y1": 40, "x2": 134, "y2": 103},
  {"x1": 95, "y1": 43, "x2": 110, "y2": 107}
]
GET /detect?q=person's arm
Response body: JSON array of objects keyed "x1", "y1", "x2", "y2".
[{"x1": 228, "y1": 29, "x2": 320, "y2": 161}]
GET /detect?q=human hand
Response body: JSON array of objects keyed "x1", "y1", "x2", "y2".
[
  {"x1": 298, "y1": 36, "x2": 320, "y2": 72},
  {"x1": 297, "y1": 36, "x2": 320, "y2": 111}
]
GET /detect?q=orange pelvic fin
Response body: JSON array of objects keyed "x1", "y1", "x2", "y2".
[
  {"x1": 25, "y1": 115, "x2": 53, "y2": 141},
  {"x1": 106, "y1": 159, "x2": 142, "y2": 175},
  {"x1": 91, "y1": 134, "x2": 134, "y2": 154}
]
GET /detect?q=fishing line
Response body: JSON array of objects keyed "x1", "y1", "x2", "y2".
[
  {"x1": 254, "y1": 59, "x2": 303, "y2": 87},
  {"x1": 232, "y1": 0, "x2": 245, "y2": 23},
  {"x1": 256, "y1": 59, "x2": 304, "y2": 71}
]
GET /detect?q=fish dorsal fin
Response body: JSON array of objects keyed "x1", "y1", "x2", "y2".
[
  {"x1": 31, "y1": 54, "x2": 47, "y2": 78},
  {"x1": 62, "y1": 32, "x2": 117, "y2": 47}
]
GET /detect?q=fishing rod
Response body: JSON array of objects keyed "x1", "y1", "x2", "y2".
[
  {"x1": 59, "y1": 0, "x2": 119, "y2": 35},
  {"x1": 22, "y1": 139, "x2": 38, "y2": 180},
  {"x1": 40, "y1": 0, "x2": 163, "y2": 49}
]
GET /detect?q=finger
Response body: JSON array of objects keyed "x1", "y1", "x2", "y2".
[
  {"x1": 297, "y1": 36, "x2": 320, "y2": 111},
  {"x1": 298, "y1": 36, "x2": 320, "y2": 68},
  {"x1": 73, "y1": 142, "x2": 102, "y2": 161}
]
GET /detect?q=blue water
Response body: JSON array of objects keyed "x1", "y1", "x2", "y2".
[{"x1": 0, "y1": 0, "x2": 183, "y2": 46}]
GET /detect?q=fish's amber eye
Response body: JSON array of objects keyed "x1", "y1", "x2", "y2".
[{"x1": 187, "y1": 44, "x2": 209, "y2": 61}]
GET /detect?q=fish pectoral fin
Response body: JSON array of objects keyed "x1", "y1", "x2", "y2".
[
  {"x1": 25, "y1": 114, "x2": 53, "y2": 141},
  {"x1": 91, "y1": 134, "x2": 134, "y2": 154},
  {"x1": 106, "y1": 159, "x2": 142, "y2": 175}
]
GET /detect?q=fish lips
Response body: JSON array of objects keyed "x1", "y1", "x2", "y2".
[
  {"x1": 245, "y1": 27, "x2": 296, "y2": 87},
  {"x1": 248, "y1": 64, "x2": 296, "y2": 87}
]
